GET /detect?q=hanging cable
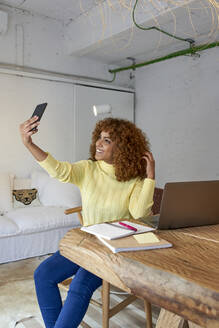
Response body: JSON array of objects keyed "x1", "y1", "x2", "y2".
[{"x1": 132, "y1": 0, "x2": 194, "y2": 47}]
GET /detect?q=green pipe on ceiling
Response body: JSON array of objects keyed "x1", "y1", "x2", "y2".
[{"x1": 108, "y1": 41, "x2": 219, "y2": 74}]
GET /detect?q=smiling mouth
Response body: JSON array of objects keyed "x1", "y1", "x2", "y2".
[{"x1": 96, "y1": 149, "x2": 103, "y2": 153}]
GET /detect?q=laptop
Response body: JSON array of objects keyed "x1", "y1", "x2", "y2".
[{"x1": 141, "y1": 180, "x2": 219, "y2": 230}]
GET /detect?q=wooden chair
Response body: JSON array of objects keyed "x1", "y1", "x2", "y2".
[
  {"x1": 59, "y1": 188, "x2": 163, "y2": 328},
  {"x1": 151, "y1": 187, "x2": 163, "y2": 216}
]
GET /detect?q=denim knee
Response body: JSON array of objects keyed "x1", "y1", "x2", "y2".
[
  {"x1": 34, "y1": 265, "x2": 44, "y2": 285},
  {"x1": 69, "y1": 271, "x2": 102, "y2": 300},
  {"x1": 68, "y1": 281, "x2": 93, "y2": 300},
  {"x1": 34, "y1": 261, "x2": 51, "y2": 285}
]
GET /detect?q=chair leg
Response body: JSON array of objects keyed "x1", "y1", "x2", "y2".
[
  {"x1": 102, "y1": 280, "x2": 110, "y2": 328},
  {"x1": 101, "y1": 281, "x2": 153, "y2": 328},
  {"x1": 80, "y1": 321, "x2": 92, "y2": 328},
  {"x1": 179, "y1": 319, "x2": 189, "y2": 328},
  {"x1": 144, "y1": 300, "x2": 153, "y2": 328}
]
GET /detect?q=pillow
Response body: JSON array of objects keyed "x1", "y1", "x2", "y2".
[
  {"x1": 9, "y1": 174, "x2": 15, "y2": 189},
  {"x1": 31, "y1": 170, "x2": 50, "y2": 198},
  {"x1": 12, "y1": 188, "x2": 41, "y2": 208},
  {"x1": 0, "y1": 173, "x2": 13, "y2": 214},
  {"x1": 14, "y1": 178, "x2": 31, "y2": 189},
  {"x1": 40, "y1": 178, "x2": 81, "y2": 208}
]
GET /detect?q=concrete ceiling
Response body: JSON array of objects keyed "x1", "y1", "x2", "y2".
[
  {"x1": 0, "y1": 0, "x2": 218, "y2": 66},
  {"x1": 0, "y1": 0, "x2": 104, "y2": 22}
]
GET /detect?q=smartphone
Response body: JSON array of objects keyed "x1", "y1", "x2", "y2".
[{"x1": 30, "y1": 103, "x2": 47, "y2": 131}]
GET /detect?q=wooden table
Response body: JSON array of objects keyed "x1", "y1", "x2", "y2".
[{"x1": 59, "y1": 224, "x2": 219, "y2": 328}]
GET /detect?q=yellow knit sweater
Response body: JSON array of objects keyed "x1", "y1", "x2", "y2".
[{"x1": 39, "y1": 153, "x2": 155, "y2": 226}]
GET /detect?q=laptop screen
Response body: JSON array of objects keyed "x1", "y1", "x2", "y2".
[{"x1": 158, "y1": 180, "x2": 219, "y2": 230}]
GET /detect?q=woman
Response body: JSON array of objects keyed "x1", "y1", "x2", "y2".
[{"x1": 20, "y1": 116, "x2": 155, "y2": 328}]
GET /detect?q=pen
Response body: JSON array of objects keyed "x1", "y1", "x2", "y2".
[{"x1": 118, "y1": 222, "x2": 137, "y2": 232}]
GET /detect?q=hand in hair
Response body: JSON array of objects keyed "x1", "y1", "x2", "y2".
[{"x1": 142, "y1": 151, "x2": 155, "y2": 180}]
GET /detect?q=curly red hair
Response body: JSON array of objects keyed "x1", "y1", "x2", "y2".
[{"x1": 89, "y1": 118, "x2": 151, "y2": 181}]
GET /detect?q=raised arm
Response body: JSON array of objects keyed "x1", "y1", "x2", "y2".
[
  {"x1": 129, "y1": 151, "x2": 156, "y2": 219},
  {"x1": 19, "y1": 116, "x2": 47, "y2": 162},
  {"x1": 20, "y1": 116, "x2": 86, "y2": 187}
]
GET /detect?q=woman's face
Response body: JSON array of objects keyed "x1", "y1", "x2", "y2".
[{"x1": 95, "y1": 131, "x2": 115, "y2": 164}]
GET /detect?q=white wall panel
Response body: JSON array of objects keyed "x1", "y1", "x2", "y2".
[
  {"x1": 135, "y1": 47, "x2": 219, "y2": 187},
  {"x1": 0, "y1": 73, "x2": 74, "y2": 177}
]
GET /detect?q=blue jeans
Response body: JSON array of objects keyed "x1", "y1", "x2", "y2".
[{"x1": 34, "y1": 251, "x2": 102, "y2": 328}]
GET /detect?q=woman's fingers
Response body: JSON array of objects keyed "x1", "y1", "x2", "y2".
[
  {"x1": 23, "y1": 115, "x2": 38, "y2": 126},
  {"x1": 26, "y1": 127, "x2": 38, "y2": 136},
  {"x1": 19, "y1": 116, "x2": 40, "y2": 146},
  {"x1": 24, "y1": 116, "x2": 39, "y2": 131},
  {"x1": 142, "y1": 151, "x2": 154, "y2": 162},
  {"x1": 21, "y1": 116, "x2": 39, "y2": 134},
  {"x1": 142, "y1": 151, "x2": 155, "y2": 179}
]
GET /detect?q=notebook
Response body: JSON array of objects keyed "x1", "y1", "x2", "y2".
[
  {"x1": 141, "y1": 180, "x2": 219, "y2": 230},
  {"x1": 97, "y1": 232, "x2": 172, "y2": 253},
  {"x1": 81, "y1": 221, "x2": 155, "y2": 240}
]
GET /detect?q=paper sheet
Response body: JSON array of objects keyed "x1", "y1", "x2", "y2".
[{"x1": 134, "y1": 232, "x2": 160, "y2": 244}]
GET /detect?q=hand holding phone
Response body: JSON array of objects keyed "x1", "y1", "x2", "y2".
[
  {"x1": 19, "y1": 104, "x2": 49, "y2": 161},
  {"x1": 30, "y1": 103, "x2": 47, "y2": 131}
]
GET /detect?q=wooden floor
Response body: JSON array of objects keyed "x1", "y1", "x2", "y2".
[
  {"x1": 77, "y1": 286, "x2": 160, "y2": 328},
  {"x1": 0, "y1": 256, "x2": 160, "y2": 328}
]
